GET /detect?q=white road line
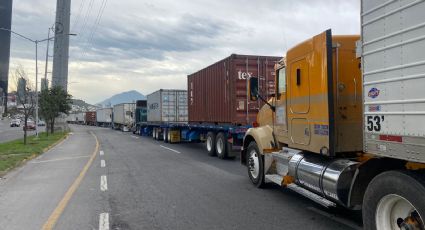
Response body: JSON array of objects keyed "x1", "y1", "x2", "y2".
[
  {"x1": 159, "y1": 145, "x2": 181, "y2": 154},
  {"x1": 100, "y1": 150, "x2": 104, "y2": 156},
  {"x1": 99, "y1": 213, "x2": 110, "y2": 230},
  {"x1": 307, "y1": 207, "x2": 362, "y2": 230},
  {"x1": 100, "y1": 175, "x2": 108, "y2": 191},
  {"x1": 131, "y1": 135, "x2": 139, "y2": 139},
  {"x1": 101, "y1": 159, "x2": 106, "y2": 168},
  {"x1": 30, "y1": 155, "x2": 90, "y2": 164}
]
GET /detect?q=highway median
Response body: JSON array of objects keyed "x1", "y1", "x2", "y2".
[{"x1": 0, "y1": 132, "x2": 68, "y2": 176}]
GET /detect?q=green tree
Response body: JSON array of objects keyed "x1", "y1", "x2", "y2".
[{"x1": 39, "y1": 86, "x2": 72, "y2": 134}]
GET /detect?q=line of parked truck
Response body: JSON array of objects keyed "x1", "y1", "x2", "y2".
[
  {"x1": 67, "y1": 1, "x2": 425, "y2": 229},
  {"x1": 67, "y1": 54, "x2": 280, "y2": 158}
]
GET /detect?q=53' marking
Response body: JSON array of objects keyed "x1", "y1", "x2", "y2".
[{"x1": 367, "y1": 115, "x2": 385, "y2": 132}]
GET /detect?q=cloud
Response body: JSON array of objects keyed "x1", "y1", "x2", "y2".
[{"x1": 8, "y1": 0, "x2": 361, "y2": 104}]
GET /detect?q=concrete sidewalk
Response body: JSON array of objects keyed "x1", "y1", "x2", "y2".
[{"x1": 0, "y1": 126, "x2": 97, "y2": 230}]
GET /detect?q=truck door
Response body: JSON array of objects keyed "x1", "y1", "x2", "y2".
[
  {"x1": 274, "y1": 67, "x2": 288, "y2": 141},
  {"x1": 288, "y1": 58, "x2": 311, "y2": 145}
]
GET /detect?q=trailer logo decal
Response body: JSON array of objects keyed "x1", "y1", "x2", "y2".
[
  {"x1": 368, "y1": 105, "x2": 381, "y2": 112},
  {"x1": 368, "y1": 88, "x2": 380, "y2": 99},
  {"x1": 238, "y1": 70, "x2": 253, "y2": 80},
  {"x1": 314, "y1": 124, "x2": 329, "y2": 136}
]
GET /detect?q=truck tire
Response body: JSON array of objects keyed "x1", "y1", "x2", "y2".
[
  {"x1": 363, "y1": 170, "x2": 425, "y2": 230},
  {"x1": 206, "y1": 132, "x2": 216, "y2": 156},
  {"x1": 163, "y1": 129, "x2": 169, "y2": 143},
  {"x1": 215, "y1": 132, "x2": 228, "y2": 159},
  {"x1": 246, "y1": 142, "x2": 265, "y2": 188}
]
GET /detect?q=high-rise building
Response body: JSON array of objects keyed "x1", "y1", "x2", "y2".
[
  {"x1": 52, "y1": 0, "x2": 71, "y2": 92},
  {"x1": 41, "y1": 78, "x2": 49, "y2": 91},
  {"x1": 17, "y1": 77, "x2": 27, "y2": 101},
  {"x1": 0, "y1": 0, "x2": 13, "y2": 112}
]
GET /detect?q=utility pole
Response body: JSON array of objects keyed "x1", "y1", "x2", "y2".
[
  {"x1": 52, "y1": 0, "x2": 71, "y2": 92},
  {"x1": 0, "y1": 0, "x2": 13, "y2": 115}
]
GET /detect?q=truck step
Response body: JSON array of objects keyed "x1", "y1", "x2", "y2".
[
  {"x1": 286, "y1": 184, "x2": 336, "y2": 208},
  {"x1": 265, "y1": 174, "x2": 283, "y2": 185},
  {"x1": 265, "y1": 174, "x2": 336, "y2": 208}
]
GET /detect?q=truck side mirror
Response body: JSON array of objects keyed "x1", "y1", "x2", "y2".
[{"x1": 249, "y1": 77, "x2": 259, "y2": 101}]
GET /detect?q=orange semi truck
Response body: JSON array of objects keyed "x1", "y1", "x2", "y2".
[{"x1": 241, "y1": 2, "x2": 425, "y2": 229}]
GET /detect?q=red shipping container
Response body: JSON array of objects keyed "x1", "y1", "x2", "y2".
[
  {"x1": 188, "y1": 54, "x2": 281, "y2": 125},
  {"x1": 85, "y1": 111, "x2": 96, "y2": 125}
]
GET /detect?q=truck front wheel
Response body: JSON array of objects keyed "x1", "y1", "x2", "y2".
[
  {"x1": 363, "y1": 170, "x2": 425, "y2": 230},
  {"x1": 246, "y1": 142, "x2": 265, "y2": 188}
]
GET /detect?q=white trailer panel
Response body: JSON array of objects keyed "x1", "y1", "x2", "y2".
[
  {"x1": 113, "y1": 103, "x2": 135, "y2": 126},
  {"x1": 147, "y1": 89, "x2": 188, "y2": 123},
  {"x1": 361, "y1": 0, "x2": 425, "y2": 162},
  {"x1": 96, "y1": 108, "x2": 113, "y2": 123},
  {"x1": 76, "y1": 112, "x2": 85, "y2": 124}
]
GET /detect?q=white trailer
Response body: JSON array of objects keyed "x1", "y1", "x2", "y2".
[
  {"x1": 113, "y1": 103, "x2": 135, "y2": 131},
  {"x1": 96, "y1": 108, "x2": 113, "y2": 127}
]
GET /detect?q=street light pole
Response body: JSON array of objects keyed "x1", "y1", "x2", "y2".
[
  {"x1": 0, "y1": 27, "x2": 76, "y2": 137},
  {"x1": 44, "y1": 26, "x2": 53, "y2": 89}
]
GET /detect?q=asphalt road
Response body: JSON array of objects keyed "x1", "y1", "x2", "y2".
[
  {"x1": 0, "y1": 117, "x2": 37, "y2": 143},
  {"x1": 0, "y1": 125, "x2": 363, "y2": 230}
]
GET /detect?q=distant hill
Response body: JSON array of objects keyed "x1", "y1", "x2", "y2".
[
  {"x1": 98, "y1": 90, "x2": 145, "y2": 107},
  {"x1": 71, "y1": 99, "x2": 99, "y2": 112},
  {"x1": 72, "y1": 99, "x2": 94, "y2": 108}
]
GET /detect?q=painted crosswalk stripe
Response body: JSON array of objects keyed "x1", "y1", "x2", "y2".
[
  {"x1": 100, "y1": 175, "x2": 108, "y2": 191},
  {"x1": 99, "y1": 213, "x2": 110, "y2": 230},
  {"x1": 101, "y1": 159, "x2": 106, "y2": 168}
]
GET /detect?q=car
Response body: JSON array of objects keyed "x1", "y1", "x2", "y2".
[
  {"x1": 23, "y1": 121, "x2": 36, "y2": 131},
  {"x1": 37, "y1": 120, "x2": 46, "y2": 126},
  {"x1": 10, "y1": 119, "x2": 21, "y2": 127}
]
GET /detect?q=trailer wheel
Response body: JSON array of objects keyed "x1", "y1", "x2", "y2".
[
  {"x1": 206, "y1": 132, "x2": 216, "y2": 156},
  {"x1": 363, "y1": 170, "x2": 425, "y2": 230},
  {"x1": 163, "y1": 129, "x2": 168, "y2": 143},
  {"x1": 216, "y1": 132, "x2": 227, "y2": 159},
  {"x1": 246, "y1": 142, "x2": 265, "y2": 188}
]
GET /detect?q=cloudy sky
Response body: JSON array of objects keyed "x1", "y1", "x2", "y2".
[{"x1": 9, "y1": 0, "x2": 360, "y2": 104}]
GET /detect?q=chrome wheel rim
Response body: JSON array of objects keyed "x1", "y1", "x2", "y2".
[
  {"x1": 216, "y1": 138, "x2": 223, "y2": 154},
  {"x1": 248, "y1": 149, "x2": 259, "y2": 179},
  {"x1": 376, "y1": 194, "x2": 423, "y2": 230},
  {"x1": 207, "y1": 136, "x2": 212, "y2": 152}
]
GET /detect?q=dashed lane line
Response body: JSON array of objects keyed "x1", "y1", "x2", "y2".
[
  {"x1": 100, "y1": 150, "x2": 104, "y2": 156},
  {"x1": 99, "y1": 213, "x2": 110, "y2": 230},
  {"x1": 101, "y1": 159, "x2": 106, "y2": 168},
  {"x1": 159, "y1": 145, "x2": 181, "y2": 154},
  {"x1": 100, "y1": 175, "x2": 108, "y2": 191}
]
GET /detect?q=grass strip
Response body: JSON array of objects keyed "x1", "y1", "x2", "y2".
[{"x1": 0, "y1": 132, "x2": 68, "y2": 174}]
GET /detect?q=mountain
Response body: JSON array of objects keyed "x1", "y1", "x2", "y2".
[
  {"x1": 98, "y1": 90, "x2": 145, "y2": 107},
  {"x1": 70, "y1": 99, "x2": 98, "y2": 112}
]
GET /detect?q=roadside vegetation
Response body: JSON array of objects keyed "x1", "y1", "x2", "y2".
[{"x1": 0, "y1": 132, "x2": 68, "y2": 175}]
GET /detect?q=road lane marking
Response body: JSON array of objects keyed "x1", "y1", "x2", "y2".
[
  {"x1": 101, "y1": 159, "x2": 106, "y2": 168},
  {"x1": 100, "y1": 175, "x2": 108, "y2": 191},
  {"x1": 99, "y1": 213, "x2": 110, "y2": 230},
  {"x1": 160, "y1": 145, "x2": 181, "y2": 154},
  {"x1": 31, "y1": 155, "x2": 90, "y2": 164},
  {"x1": 100, "y1": 150, "x2": 104, "y2": 156},
  {"x1": 41, "y1": 132, "x2": 100, "y2": 230},
  {"x1": 307, "y1": 207, "x2": 362, "y2": 230},
  {"x1": 131, "y1": 135, "x2": 139, "y2": 139}
]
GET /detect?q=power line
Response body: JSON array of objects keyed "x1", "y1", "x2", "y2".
[{"x1": 71, "y1": 0, "x2": 86, "y2": 32}]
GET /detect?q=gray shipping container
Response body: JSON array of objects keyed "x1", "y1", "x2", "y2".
[
  {"x1": 113, "y1": 103, "x2": 136, "y2": 126},
  {"x1": 147, "y1": 89, "x2": 188, "y2": 123}
]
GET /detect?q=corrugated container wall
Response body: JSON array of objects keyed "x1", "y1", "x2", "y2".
[
  {"x1": 96, "y1": 108, "x2": 113, "y2": 123},
  {"x1": 113, "y1": 103, "x2": 136, "y2": 125},
  {"x1": 147, "y1": 89, "x2": 188, "y2": 123},
  {"x1": 85, "y1": 111, "x2": 96, "y2": 123},
  {"x1": 188, "y1": 54, "x2": 281, "y2": 125},
  {"x1": 361, "y1": 0, "x2": 425, "y2": 162}
]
